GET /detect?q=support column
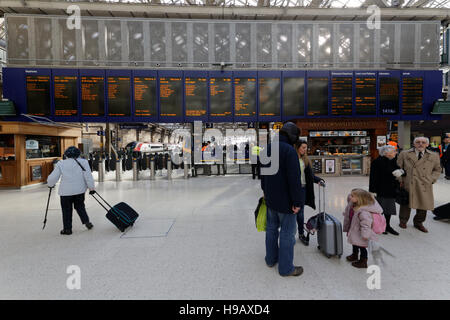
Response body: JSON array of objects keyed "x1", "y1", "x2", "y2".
[{"x1": 398, "y1": 121, "x2": 411, "y2": 151}]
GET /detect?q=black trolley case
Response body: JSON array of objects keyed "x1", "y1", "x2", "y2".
[{"x1": 91, "y1": 192, "x2": 139, "y2": 232}]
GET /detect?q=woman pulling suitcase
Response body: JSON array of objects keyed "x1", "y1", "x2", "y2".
[{"x1": 47, "y1": 146, "x2": 96, "y2": 235}]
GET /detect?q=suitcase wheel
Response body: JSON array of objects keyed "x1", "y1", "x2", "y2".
[
  {"x1": 338, "y1": 255, "x2": 342, "y2": 259},
  {"x1": 326, "y1": 254, "x2": 331, "y2": 259},
  {"x1": 317, "y1": 246, "x2": 321, "y2": 250}
]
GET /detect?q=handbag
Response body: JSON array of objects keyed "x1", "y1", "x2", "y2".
[
  {"x1": 254, "y1": 197, "x2": 267, "y2": 232},
  {"x1": 395, "y1": 187, "x2": 409, "y2": 205}
]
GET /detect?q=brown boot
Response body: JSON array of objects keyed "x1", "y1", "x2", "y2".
[
  {"x1": 351, "y1": 258, "x2": 368, "y2": 269},
  {"x1": 346, "y1": 253, "x2": 358, "y2": 262},
  {"x1": 399, "y1": 222, "x2": 407, "y2": 229}
]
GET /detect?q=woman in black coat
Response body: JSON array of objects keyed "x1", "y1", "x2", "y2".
[
  {"x1": 369, "y1": 145, "x2": 400, "y2": 235},
  {"x1": 295, "y1": 140, "x2": 325, "y2": 246}
]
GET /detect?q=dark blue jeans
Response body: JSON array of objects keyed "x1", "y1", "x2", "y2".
[
  {"x1": 296, "y1": 186, "x2": 306, "y2": 237},
  {"x1": 265, "y1": 207, "x2": 297, "y2": 276}
]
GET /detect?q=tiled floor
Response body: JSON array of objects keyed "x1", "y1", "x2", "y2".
[{"x1": 1, "y1": 171, "x2": 449, "y2": 300}]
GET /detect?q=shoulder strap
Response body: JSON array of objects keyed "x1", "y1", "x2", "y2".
[{"x1": 74, "y1": 158, "x2": 86, "y2": 171}]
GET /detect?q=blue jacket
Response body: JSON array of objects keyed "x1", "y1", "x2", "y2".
[{"x1": 260, "y1": 134, "x2": 303, "y2": 214}]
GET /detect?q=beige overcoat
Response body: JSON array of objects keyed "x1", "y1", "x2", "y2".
[{"x1": 397, "y1": 148, "x2": 441, "y2": 210}]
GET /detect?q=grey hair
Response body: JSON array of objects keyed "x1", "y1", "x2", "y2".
[
  {"x1": 379, "y1": 145, "x2": 396, "y2": 156},
  {"x1": 413, "y1": 136, "x2": 429, "y2": 144}
]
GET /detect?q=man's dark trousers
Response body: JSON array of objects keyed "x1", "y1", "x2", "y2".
[{"x1": 60, "y1": 193, "x2": 90, "y2": 230}]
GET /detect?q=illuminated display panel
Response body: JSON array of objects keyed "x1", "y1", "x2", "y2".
[
  {"x1": 283, "y1": 77, "x2": 305, "y2": 117},
  {"x1": 259, "y1": 78, "x2": 280, "y2": 116},
  {"x1": 307, "y1": 78, "x2": 328, "y2": 116},
  {"x1": 331, "y1": 77, "x2": 353, "y2": 115},
  {"x1": 402, "y1": 77, "x2": 423, "y2": 115},
  {"x1": 210, "y1": 78, "x2": 232, "y2": 117},
  {"x1": 26, "y1": 75, "x2": 50, "y2": 116},
  {"x1": 107, "y1": 77, "x2": 130, "y2": 116},
  {"x1": 81, "y1": 76, "x2": 105, "y2": 116},
  {"x1": 355, "y1": 77, "x2": 376, "y2": 115},
  {"x1": 54, "y1": 76, "x2": 78, "y2": 116},
  {"x1": 160, "y1": 77, "x2": 182, "y2": 117},
  {"x1": 134, "y1": 77, "x2": 157, "y2": 117},
  {"x1": 185, "y1": 77, "x2": 207, "y2": 117},
  {"x1": 380, "y1": 77, "x2": 399, "y2": 115},
  {"x1": 234, "y1": 78, "x2": 256, "y2": 117}
]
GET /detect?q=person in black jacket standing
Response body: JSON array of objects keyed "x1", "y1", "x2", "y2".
[
  {"x1": 369, "y1": 145, "x2": 400, "y2": 235},
  {"x1": 294, "y1": 140, "x2": 325, "y2": 245},
  {"x1": 261, "y1": 122, "x2": 303, "y2": 277}
]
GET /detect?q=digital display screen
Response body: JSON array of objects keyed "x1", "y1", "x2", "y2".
[
  {"x1": 108, "y1": 77, "x2": 130, "y2": 116},
  {"x1": 26, "y1": 75, "x2": 50, "y2": 116},
  {"x1": 331, "y1": 77, "x2": 353, "y2": 115},
  {"x1": 160, "y1": 77, "x2": 182, "y2": 117},
  {"x1": 185, "y1": 77, "x2": 207, "y2": 117},
  {"x1": 54, "y1": 76, "x2": 78, "y2": 116},
  {"x1": 210, "y1": 78, "x2": 232, "y2": 117},
  {"x1": 402, "y1": 77, "x2": 423, "y2": 115},
  {"x1": 380, "y1": 77, "x2": 399, "y2": 115},
  {"x1": 259, "y1": 78, "x2": 280, "y2": 116},
  {"x1": 355, "y1": 77, "x2": 376, "y2": 115},
  {"x1": 283, "y1": 77, "x2": 305, "y2": 117},
  {"x1": 134, "y1": 77, "x2": 157, "y2": 117},
  {"x1": 234, "y1": 78, "x2": 256, "y2": 117},
  {"x1": 81, "y1": 76, "x2": 105, "y2": 116},
  {"x1": 307, "y1": 78, "x2": 328, "y2": 116}
]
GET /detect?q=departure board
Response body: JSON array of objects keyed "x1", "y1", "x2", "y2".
[
  {"x1": 234, "y1": 78, "x2": 256, "y2": 117},
  {"x1": 307, "y1": 78, "x2": 328, "y2": 116},
  {"x1": 81, "y1": 76, "x2": 104, "y2": 116},
  {"x1": 185, "y1": 77, "x2": 207, "y2": 117},
  {"x1": 54, "y1": 76, "x2": 78, "y2": 116},
  {"x1": 134, "y1": 77, "x2": 157, "y2": 117},
  {"x1": 331, "y1": 77, "x2": 353, "y2": 115},
  {"x1": 355, "y1": 77, "x2": 376, "y2": 115},
  {"x1": 379, "y1": 77, "x2": 399, "y2": 115},
  {"x1": 402, "y1": 77, "x2": 423, "y2": 115},
  {"x1": 259, "y1": 78, "x2": 280, "y2": 116},
  {"x1": 283, "y1": 77, "x2": 305, "y2": 117},
  {"x1": 26, "y1": 75, "x2": 50, "y2": 116},
  {"x1": 160, "y1": 77, "x2": 182, "y2": 117},
  {"x1": 108, "y1": 77, "x2": 130, "y2": 116},
  {"x1": 210, "y1": 78, "x2": 232, "y2": 117}
]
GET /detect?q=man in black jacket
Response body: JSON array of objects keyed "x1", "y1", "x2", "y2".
[{"x1": 261, "y1": 122, "x2": 303, "y2": 277}]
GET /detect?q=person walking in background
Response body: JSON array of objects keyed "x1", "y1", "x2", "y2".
[
  {"x1": 343, "y1": 189, "x2": 382, "y2": 269},
  {"x1": 294, "y1": 139, "x2": 325, "y2": 246},
  {"x1": 47, "y1": 146, "x2": 96, "y2": 235},
  {"x1": 396, "y1": 137, "x2": 441, "y2": 233},
  {"x1": 439, "y1": 134, "x2": 450, "y2": 180},
  {"x1": 261, "y1": 122, "x2": 303, "y2": 277},
  {"x1": 369, "y1": 145, "x2": 400, "y2": 236},
  {"x1": 251, "y1": 142, "x2": 262, "y2": 180}
]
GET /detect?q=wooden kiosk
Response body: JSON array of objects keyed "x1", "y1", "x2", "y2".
[{"x1": 0, "y1": 122, "x2": 81, "y2": 188}]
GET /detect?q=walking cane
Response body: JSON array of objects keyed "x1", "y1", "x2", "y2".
[{"x1": 42, "y1": 186, "x2": 53, "y2": 230}]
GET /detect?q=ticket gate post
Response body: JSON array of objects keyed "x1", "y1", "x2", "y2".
[
  {"x1": 183, "y1": 155, "x2": 189, "y2": 179},
  {"x1": 132, "y1": 158, "x2": 139, "y2": 181},
  {"x1": 98, "y1": 158, "x2": 105, "y2": 182},
  {"x1": 167, "y1": 155, "x2": 172, "y2": 180},
  {"x1": 150, "y1": 155, "x2": 155, "y2": 180},
  {"x1": 115, "y1": 158, "x2": 121, "y2": 182}
]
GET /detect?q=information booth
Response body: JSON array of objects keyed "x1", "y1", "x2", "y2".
[{"x1": 0, "y1": 122, "x2": 81, "y2": 188}]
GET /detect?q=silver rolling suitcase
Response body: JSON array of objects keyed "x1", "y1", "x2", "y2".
[{"x1": 316, "y1": 185, "x2": 343, "y2": 259}]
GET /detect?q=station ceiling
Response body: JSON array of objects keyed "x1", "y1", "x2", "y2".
[{"x1": 0, "y1": 0, "x2": 450, "y2": 22}]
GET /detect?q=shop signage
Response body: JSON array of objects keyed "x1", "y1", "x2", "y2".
[
  {"x1": 26, "y1": 140, "x2": 39, "y2": 150},
  {"x1": 377, "y1": 136, "x2": 387, "y2": 148},
  {"x1": 325, "y1": 159, "x2": 336, "y2": 174},
  {"x1": 31, "y1": 165, "x2": 42, "y2": 181}
]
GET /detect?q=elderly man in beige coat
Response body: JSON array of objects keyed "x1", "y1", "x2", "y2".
[{"x1": 394, "y1": 137, "x2": 441, "y2": 233}]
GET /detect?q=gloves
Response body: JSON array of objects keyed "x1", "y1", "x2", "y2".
[
  {"x1": 318, "y1": 179, "x2": 326, "y2": 187},
  {"x1": 392, "y1": 169, "x2": 405, "y2": 178},
  {"x1": 89, "y1": 190, "x2": 96, "y2": 195}
]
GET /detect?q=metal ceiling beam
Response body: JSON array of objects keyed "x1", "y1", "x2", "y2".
[{"x1": 0, "y1": 1, "x2": 450, "y2": 20}]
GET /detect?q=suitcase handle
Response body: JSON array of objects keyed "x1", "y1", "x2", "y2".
[
  {"x1": 318, "y1": 183, "x2": 325, "y2": 215},
  {"x1": 90, "y1": 192, "x2": 113, "y2": 212}
]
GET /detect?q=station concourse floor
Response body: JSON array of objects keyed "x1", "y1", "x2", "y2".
[{"x1": 1, "y1": 170, "x2": 449, "y2": 300}]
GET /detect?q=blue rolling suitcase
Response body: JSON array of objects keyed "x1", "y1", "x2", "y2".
[{"x1": 91, "y1": 192, "x2": 139, "y2": 232}]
